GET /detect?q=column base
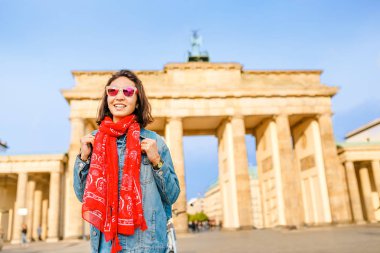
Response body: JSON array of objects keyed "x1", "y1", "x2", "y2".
[
  {"x1": 274, "y1": 225, "x2": 298, "y2": 231},
  {"x1": 174, "y1": 228, "x2": 188, "y2": 234},
  {"x1": 221, "y1": 225, "x2": 255, "y2": 230},
  {"x1": 221, "y1": 227, "x2": 240, "y2": 231},
  {"x1": 10, "y1": 239, "x2": 20, "y2": 244},
  {"x1": 46, "y1": 237, "x2": 59, "y2": 243},
  {"x1": 239, "y1": 225, "x2": 255, "y2": 230},
  {"x1": 63, "y1": 235, "x2": 84, "y2": 240}
]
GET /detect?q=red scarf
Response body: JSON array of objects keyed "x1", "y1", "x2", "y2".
[{"x1": 82, "y1": 115, "x2": 147, "y2": 253}]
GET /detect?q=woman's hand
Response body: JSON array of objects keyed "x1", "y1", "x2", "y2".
[
  {"x1": 141, "y1": 138, "x2": 160, "y2": 165},
  {"x1": 80, "y1": 134, "x2": 95, "y2": 161}
]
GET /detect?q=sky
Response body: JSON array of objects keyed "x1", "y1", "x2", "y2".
[{"x1": 0, "y1": 0, "x2": 380, "y2": 200}]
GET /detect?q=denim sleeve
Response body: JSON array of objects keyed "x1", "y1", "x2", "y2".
[
  {"x1": 73, "y1": 130, "x2": 96, "y2": 202},
  {"x1": 152, "y1": 136, "x2": 181, "y2": 205},
  {"x1": 73, "y1": 155, "x2": 90, "y2": 203}
]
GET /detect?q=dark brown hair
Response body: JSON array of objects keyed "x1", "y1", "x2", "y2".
[{"x1": 96, "y1": 69, "x2": 153, "y2": 127}]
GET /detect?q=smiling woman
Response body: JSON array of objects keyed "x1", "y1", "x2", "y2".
[
  {"x1": 73, "y1": 70, "x2": 180, "y2": 253},
  {"x1": 96, "y1": 70, "x2": 153, "y2": 127},
  {"x1": 106, "y1": 84, "x2": 139, "y2": 121}
]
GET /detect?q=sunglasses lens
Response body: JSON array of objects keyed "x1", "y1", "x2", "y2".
[
  {"x1": 123, "y1": 87, "x2": 136, "y2": 97},
  {"x1": 107, "y1": 88, "x2": 118, "y2": 96}
]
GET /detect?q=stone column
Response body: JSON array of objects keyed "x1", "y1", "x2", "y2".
[
  {"x1": 274, "y1": 114, "x2": 303, "y2": 227},
  {"x1": 371, "y1": 160, "x2": 380, "y2": 198},
  {"x1": 11, "y1": 172, "x2": 28, "y2": 244},
  {"x1": 64, "y1": 117, "x2": 85, "y2": 239},
  {"x1": 344, "y1": 161, "x2": 364, "y2": 223},
  {"x1": 41, "y1": 199, "x2": 48, "y2": 240},
  {"x1": 254, "y1": 123, "x2": 267, "y2": 227},
  {"x1": 311, "y1": 120, "x2": 332, "y2": 223},
  {"x1": 217, "y1": 121, "x2": 235, "y2": 228},
  {"x1": 165, "y1": 117, "x2": 187, "y2": 232},
  {"x1": 359, "y1": 164, "x2": 376, "y2": 222},
  {"x1": 7, "y1": 208, "x2": 13, "y2": 241},
  {"x1": 47, "y1": 172, "x2": 61, "y2": 242},
  {"x1": 317, "y1": 113, "x2": 351, "y2": 223},
  {"x1": 32, "y1": 190, "x2": 43, "y2": 240},
  {"x1": 26, "y1": 181, "x2": 36, "y2": 240},
  {"x1": 228, "y1": 116, "x2": 253, "y2": 228},
  {"x1": 255, "y1": 119, "x2": 286, "y2": 227},
  {"x1": 217, "y1": 116, "x2": 253, "y2": 229}
]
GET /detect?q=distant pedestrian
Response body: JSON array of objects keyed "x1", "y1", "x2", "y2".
[
  {"x1": 21, "y1": 223, "x2": 27, "y2": 247},
  {"x1": 37, "y1": 225, "x2": 42, "y2": 241},
  {"x1": 190, "y1": 221, "x2": 196, "y2": 233},
  {"x1": 195, "y1": 221, "x2": 200, "y2": 232}
]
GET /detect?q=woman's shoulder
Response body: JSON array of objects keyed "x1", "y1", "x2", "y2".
[
  {"x1": 140, "y1": 128, "x2": 159, "y2": 139},
  {"x1": 140, "y1": 128, "x2": 167, "y2": 147}
]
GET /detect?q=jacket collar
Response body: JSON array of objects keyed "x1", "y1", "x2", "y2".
[{"x1": 140, "y1": 128, "x2": 153, "y2": 139}]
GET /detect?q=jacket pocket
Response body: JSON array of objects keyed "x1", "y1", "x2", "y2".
[
  {"x1": 144, "y1": 210, "x2": 156, "y2": 242},
  {"x1": 140, "y1": 155, "x2": 153, "y2": 185},
  {"x1": 90, "y1": 225, "x2": 100, "y2": 253}
]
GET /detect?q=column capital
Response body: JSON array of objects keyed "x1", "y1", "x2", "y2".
[
  {"x1": 316, "y1": 112, "x2": 334, "y2": 119},
  {"x1": 275, "y1": 113, "x2": 289, "y2": 118},
  {"x1": 227, "y1": 114, "x2": 244, "y2": 121},
  {"x1": 69, "y1": 116, "x2": 85, "y2": 121},
  {"x1": 165, "y1": 117, "x2": 182, "y2": 124},
  {"x1": 273, "y1": 114, "x2": 290, "y2": 124},
  {"x1": 344, "y1": 160, "x2": 355, "y2": 165},
  {"x1": 219, "y1": 115, "x2": 244, "y2": 129}
]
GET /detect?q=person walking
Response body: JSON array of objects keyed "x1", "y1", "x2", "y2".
[
  {"x1": 21, "y1": 224, "x2": 27, "y2": 247},
  {"x1": 73, "y1": 70, "x2": 180, "y2": 253},
  {"x1": 37, "y1": 225, "x2": 42, "y2": 241}
]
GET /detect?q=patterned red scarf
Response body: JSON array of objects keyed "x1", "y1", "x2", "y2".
[{"x1": 82, "y1": 115, "x2": 147, "y2": 253}]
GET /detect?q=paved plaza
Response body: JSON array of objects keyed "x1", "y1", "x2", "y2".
[{"x1": 1, "y1": 224, "x2": 380, "y2": 253}]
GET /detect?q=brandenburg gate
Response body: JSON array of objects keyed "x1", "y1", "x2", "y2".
[{"x1": 0, "y1": 62, "x2": 355, "y2": 241}]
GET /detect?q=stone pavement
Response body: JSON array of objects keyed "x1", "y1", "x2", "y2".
[{"x1": 1, "y1": 224, "x2": 380, "y2": 253}]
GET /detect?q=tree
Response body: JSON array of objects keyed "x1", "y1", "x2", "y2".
[{"x1": 187, "y1": 212, "x2": 209, "y2": 222}]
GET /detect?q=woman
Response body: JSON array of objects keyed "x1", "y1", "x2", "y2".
[{"x1": 73, "y1": 70, "x2": 180, "y2": 253}]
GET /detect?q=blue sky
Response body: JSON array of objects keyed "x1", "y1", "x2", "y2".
[{"x1": 1, "y1": 0, "x2": 380, "y2": 200}]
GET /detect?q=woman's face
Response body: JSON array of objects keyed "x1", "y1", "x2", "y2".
[{"x1": 107, "y1": 76, "x2": 138, "y2": 123}]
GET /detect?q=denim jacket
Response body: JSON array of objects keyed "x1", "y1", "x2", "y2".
[{"x1": 73, "y1": 128, "x2": 180, "y2": 253}]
